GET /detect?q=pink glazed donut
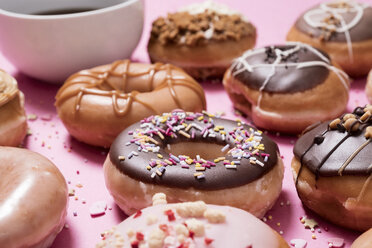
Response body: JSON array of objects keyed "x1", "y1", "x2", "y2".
[
  {"x1": 96, "y1": 194, "x2": 289, "y2": 248},
  {"x1": 0, "y1": 147, "x2": 68, "y2": 248}
]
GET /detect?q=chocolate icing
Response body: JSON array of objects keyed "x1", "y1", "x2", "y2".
[
  {"x1": 294, "y1": 106, "x2": 372, "y2": 177},
  {"x1": 231, "y1": 44, "x2": 330, "y2": 93},
  {"x1": 109, "y1": 111, "x2": 279, "y2": 190},
  {"x1": 295, "y1": 4, "x2": 372, "y2": 42}
]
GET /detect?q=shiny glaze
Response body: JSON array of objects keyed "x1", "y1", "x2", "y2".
[
  {"x1": 55, "y1": 60, "x2": 206, "y2": 117},
  {"x1": 0, "y1": 147, "x2": 68, "y2": 247},
  {"x1": 294, "y1": 106, "x2": 372, "y2": 180}
]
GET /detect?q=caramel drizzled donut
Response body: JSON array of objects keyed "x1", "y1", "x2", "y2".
[
  {"x1": 287, "y1": 0, "x2": 372, "y2": 77},
  {"x1": 148, "y1": 0, "x2": 256, "y2": 79},
  {"x1": 55, "y1": 60, "x2": 206, "y2": 147},
  {"x1": 0, "y1": 69, "x2": 27, "y2": 146},
  {"x1": 104, "y1": 110, "x2": 284, "y2": 218},
  {"x1": 292, "y1": 106, "x2": 372, "y2": 231},
  {"x1": 96, "y1": 194, "x2": 289, "y2": 248},
  {"x1": 223, "y1": 42, "x2": 349, "y2": 134},
  {"x1": 0, "y1": 147, "x2": 68, "y2": 248}
]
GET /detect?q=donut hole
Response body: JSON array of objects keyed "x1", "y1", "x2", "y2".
[{"x1": 165, "y1": 142, "x2": 228, "y2": 160}]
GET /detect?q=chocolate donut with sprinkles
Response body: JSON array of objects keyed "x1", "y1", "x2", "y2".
[
  {"x1": 104, "y1": 110, "x2": 284, "y2": 218},
  {"x1": 292, "y1": 105, "x2": 372, "y2": 231}
]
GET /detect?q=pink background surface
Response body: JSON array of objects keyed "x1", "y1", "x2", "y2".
[{"x1": 1, "y1": 0, "x2": 371, "y2": 247}]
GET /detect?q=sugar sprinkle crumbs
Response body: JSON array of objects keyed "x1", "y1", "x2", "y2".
[
  {"x1": 300, "y1": 216, "x2": 318, "y2": 229},
  {"x1": 119, "y1": 110, "x2": 269, "y2": 180},
  {"x1": 97, "y1": 194, "x2": 225, "y2": 248}
]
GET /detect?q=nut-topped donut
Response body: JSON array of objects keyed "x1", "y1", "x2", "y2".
[
  {"x1": 0, "y1": 69, "x2": 27, "y2": 146},
  {"x1": 0, "y1": 147, "x2": 68, "y2": 248},
  {"x1": 287, "y1": 0, "x2": 372, "y2": 77},
  {"x1": 55, "y1": 60, "x2": 206, "y2": 147},
  {"x1": 292, "y1": 106, "x2": 372, "y2": 231},
  {"x1": 148, "y1": 0, "x2": 256, "y2": 79},
  {"x1": 223, "y1": 42, "x2": 350, "y2": 134},
  {"x1": 104, "y1": 110, "x2": 284, "y2": 218},
  {"x1": 96, "y1": 194, "x2": 289, "y2": 248}
]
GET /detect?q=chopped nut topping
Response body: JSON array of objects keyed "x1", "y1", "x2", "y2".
[
  {"x1": 150, "y1": 11, "x2": 255, "y2": 46},
  {"x1": 365, "y1": 126, "x2": 372, "y2": 139},
  {"x1": 329, "y1": 118, "x2": 341, "y2": 129}
]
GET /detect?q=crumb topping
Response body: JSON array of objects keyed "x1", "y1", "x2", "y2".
[{"x1": 150, "y1": 10, "x2": 255, "y2": 46}]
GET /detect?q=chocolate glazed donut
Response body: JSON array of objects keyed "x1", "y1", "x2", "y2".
[
  {"x1": 104, "y1": 110, "x2": 284, "y2": 217},
  {"x1": 223, "y1": 42, "x2": 349, "y2": 134},
  {"x1": 287, "y1": 1, "x2": 372, "y2": 77},
  {"x1": 55, "y1": 60, "x2": 206, "y2": 147},
  {"x1": 292, "y1": 106, "x2": 372, "y2": 231}
]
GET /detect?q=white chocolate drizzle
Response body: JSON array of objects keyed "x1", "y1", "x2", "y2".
[
  {"x1": 231, "y1": 42, "x2": 349, "y2": 113},
  {"x1": 180, "y1": 0, "x2": 243, "y2": 17},
  {"x1": 303, "y1": 1, "x2": 369, "y2": 61}
]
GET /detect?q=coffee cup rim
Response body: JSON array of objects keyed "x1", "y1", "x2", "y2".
[{"x1": 0, "y1": 0, "x2": 140, "y2": 20}]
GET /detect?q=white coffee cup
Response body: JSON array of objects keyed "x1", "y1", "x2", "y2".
[{"x1": 0, "y1": 0, "x2": 144, "y2": 83}]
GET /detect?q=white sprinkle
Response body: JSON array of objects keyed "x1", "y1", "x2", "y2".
[
  {"x1": 225, "y1": 164, "x2": 237, "y2": 169},
  {"x1": 256, "y1": 160, "x2": 264, "y2": 167},
  {"x1": 221, "y1": 144, "x2": 230, "y2": 152}
]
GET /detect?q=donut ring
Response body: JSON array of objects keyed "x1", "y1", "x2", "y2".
[
  {"x1": 292, "y1": 106, "x2": 372, "y2": 231},
  {"x1": 0, "y1": 147, "x2": 68, "y2": 247},
  {"x1": 366, "y1": 69, "x2": 372, "y2": 103},
  {"x1": 351, "y1": 228, "x2": 372, "y2": 248},
  {"x1": 0, "y1": 69, "x2": 27, "y2": 146},
  {"x1": 287, "y1": 1, "x2": 372, "y2": 77},
  {"x1": 223, "y1": 42, "x2": 349, "y2": 134},
  {"x1": 104, "y1": 110, "x2": 284, "y2": 218},
  {"x1": 55, "y1": 60, "x2": 206, "y2": 147},
  {"x1": 97, "y1": 194, "x2": 289, "y2": 248}
]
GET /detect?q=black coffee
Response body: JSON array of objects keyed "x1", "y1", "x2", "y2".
[{"x1": 32, "y1": 8, "x2": 96, "y2": 15}]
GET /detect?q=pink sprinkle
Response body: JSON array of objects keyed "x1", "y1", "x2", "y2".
[
  {"x1": 41, "y1": 114, "x2": 52, "y2": 121},
  {"x1": 168, "y1": 158, "x2": 177, "y2": 165},
  {"x1": 191, "y1": 130, "x2": 195, "y2": 139},
  {"x1": 157, "y1": 128, "x2": 166, "y2": 134}
]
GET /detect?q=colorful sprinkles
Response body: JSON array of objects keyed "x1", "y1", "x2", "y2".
[{"x1": 119, "y1": 110, "x2": 269, "y2": 180}]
